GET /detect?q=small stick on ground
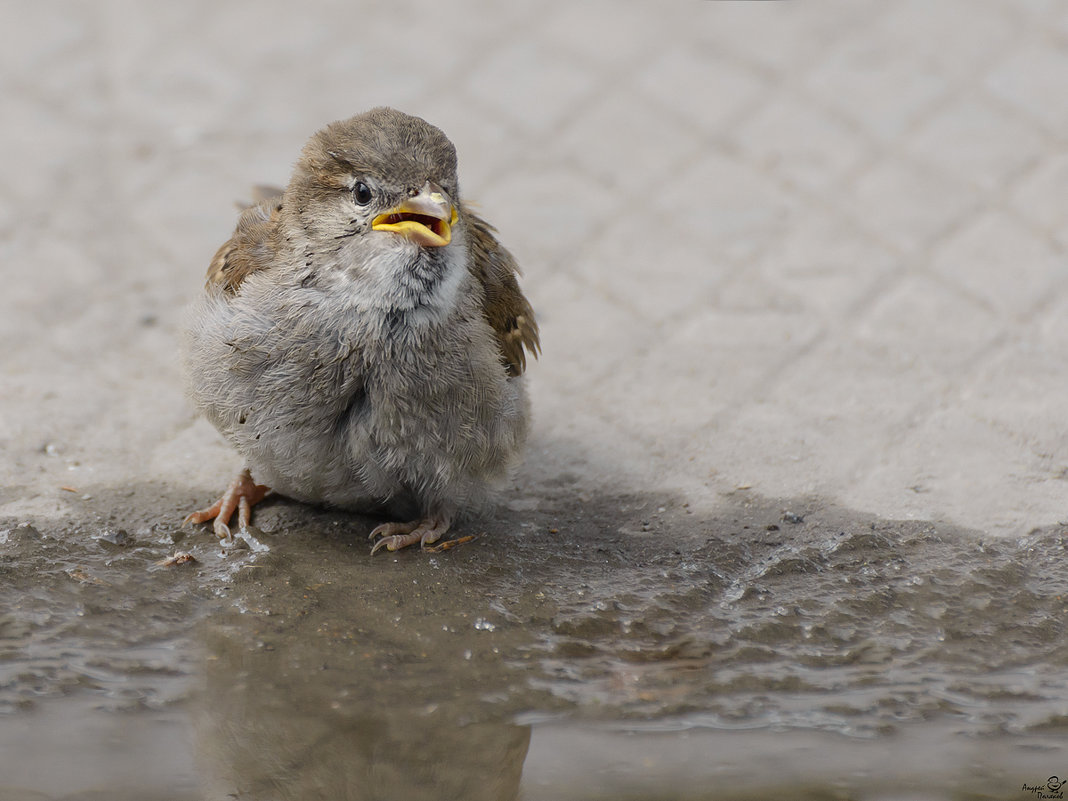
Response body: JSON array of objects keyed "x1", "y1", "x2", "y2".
[
  {"x1": 424, "y1": 535, "x2": 478, "y2": 553},
  {"x1": 155, "y1": 551, "x2": 198, "y2": 567}
]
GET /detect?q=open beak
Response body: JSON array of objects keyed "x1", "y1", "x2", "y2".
[{"x1": 371, "y1": 181, "x2": 457, "y2": 247}]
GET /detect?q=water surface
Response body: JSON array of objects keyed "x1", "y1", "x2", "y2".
[{"x1": 2, "y1": 488, "x2": 1066, "y2": 800}]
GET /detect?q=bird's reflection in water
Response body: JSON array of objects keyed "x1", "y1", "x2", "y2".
[
  {"x1": 193, "y1": 584, "x2": 531, "y2": 801},
  {"x1": 199, "y1": 711, "x2": 529, "y2": 800},
  {"x1": 195, "y1": 636, "x2": 530, "y2": 800}
]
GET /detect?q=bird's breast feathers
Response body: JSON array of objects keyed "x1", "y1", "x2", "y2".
[{"x1": 327, "y1": 227, "x2": 471, "y2": 326}]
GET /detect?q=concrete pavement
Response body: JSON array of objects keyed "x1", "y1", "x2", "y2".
[{"x1": 2, "y1": 0, "x2": 1067, "y2": 538}]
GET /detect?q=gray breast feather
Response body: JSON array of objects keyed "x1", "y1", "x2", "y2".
[{"x1": 182, "y1": 260, "x2": 528, "y2": 520}]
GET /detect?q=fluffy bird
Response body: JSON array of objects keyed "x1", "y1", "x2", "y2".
[{"x1": 182, "y1": 108, "x2": 539, "y2": 554}]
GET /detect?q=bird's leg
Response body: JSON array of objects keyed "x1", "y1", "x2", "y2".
[
  {"x1": 184, "y1": 468, "x2": 270, "y2": 541},
  {"x1": 369, "y1": 515, "x2": 451, "y2": 555}
]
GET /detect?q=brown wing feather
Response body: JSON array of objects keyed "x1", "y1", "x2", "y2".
[
  {"x1": 206, "y1": 193, "x2": 284, "y2": 294},
  {"x1": 463, "y1": 207, "x2": 540, "y2": 377}
]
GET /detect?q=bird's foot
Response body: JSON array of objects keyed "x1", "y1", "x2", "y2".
[
  {"x1": 184, "y1": 468, "x2": 270, "y2": 542},
  {"x1": 369, "y1": 515, "x2": 451, "y2": 555}
]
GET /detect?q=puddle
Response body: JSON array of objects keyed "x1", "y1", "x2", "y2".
[{"x1": 2, "y1": 487, "x2": 1067, "y2": 799}]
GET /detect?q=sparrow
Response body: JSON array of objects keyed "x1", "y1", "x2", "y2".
[{"x1": 181, "y1": 107, "x2": 539, "y2": 554}]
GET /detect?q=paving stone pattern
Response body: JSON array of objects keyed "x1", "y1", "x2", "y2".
[{"x1": 1, "y1": 0, "x2": 1066, "y2": 536}]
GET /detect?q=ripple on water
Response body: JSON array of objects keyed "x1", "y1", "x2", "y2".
[{"x1": 530, "y1": 521, "x2": 1068, "y2": 737}]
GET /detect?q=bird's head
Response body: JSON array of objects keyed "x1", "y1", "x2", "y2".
[{"x1": 285, "y1": 107, "x2": 462, "y2": 262}]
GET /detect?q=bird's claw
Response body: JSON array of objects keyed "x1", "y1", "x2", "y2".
[
  {"x1": 370, "y1": 534, "x2": 411, "y2": 555},
  {"x1": 184, "y1": 469, "x2": 269, "y2": 546},
  {"x1": 368, "y1": 517, "x2": 451, "y2": 554}
]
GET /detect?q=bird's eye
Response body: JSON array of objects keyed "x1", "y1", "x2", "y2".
[{"x1": 353, "y1": 182, "x2": 373, "y2": 206}]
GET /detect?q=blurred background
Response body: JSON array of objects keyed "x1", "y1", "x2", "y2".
[{"x1": 2, "y1": 1, "x2": 1068, "y2": 799}]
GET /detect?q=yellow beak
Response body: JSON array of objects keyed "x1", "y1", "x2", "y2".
[{"x1": 371, "y1": 181, "x2": 457, "y2": 247}]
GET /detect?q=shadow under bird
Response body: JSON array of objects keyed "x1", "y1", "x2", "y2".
[{"x1": 182, "y1": 107, "x2": 540, "y2": 554}]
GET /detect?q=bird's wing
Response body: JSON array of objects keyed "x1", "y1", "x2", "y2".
[
  {"x1": 206, "y1": 193, "x2": 284, "y2": 294},
  {"x1": 463, "y1": 208, "x2": 540, "y2": 377},
  {"x1": 246, "y1": 185, "x2": 285, "y2": 206}
]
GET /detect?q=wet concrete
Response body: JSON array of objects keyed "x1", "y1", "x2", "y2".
[{"x1": 3, "y1": 478, "x2": 1067, "y2": 800}]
